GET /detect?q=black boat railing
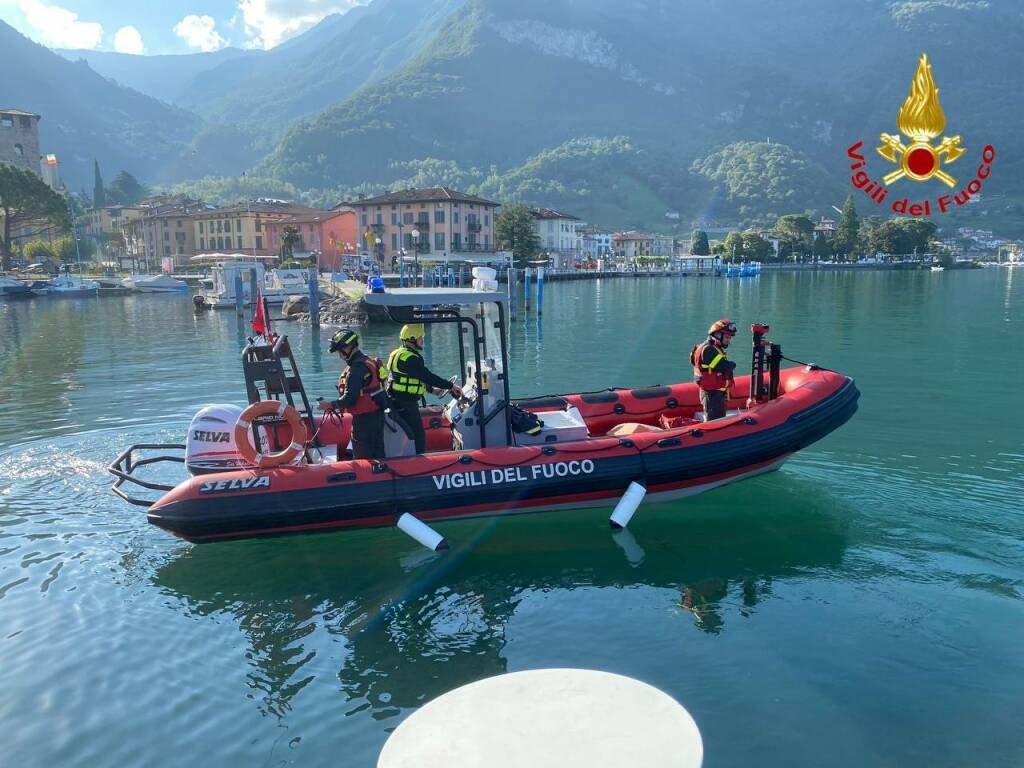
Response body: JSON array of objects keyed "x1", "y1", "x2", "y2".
[{"x1": 108, "y1": 443, "x2": 185, "y2": 507}]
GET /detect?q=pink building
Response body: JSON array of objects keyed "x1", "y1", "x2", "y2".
[{"x1": 262, "y1": 208, "x2": 357, "y2": 271}]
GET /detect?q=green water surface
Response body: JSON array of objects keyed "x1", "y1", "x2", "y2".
[{"x1": 0, "y1": 268, "x2": 1021, "y2": 767}]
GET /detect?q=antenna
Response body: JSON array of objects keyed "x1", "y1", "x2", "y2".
[{"x1": 831, "y1": 205, "x2": 843, "y2": 215}]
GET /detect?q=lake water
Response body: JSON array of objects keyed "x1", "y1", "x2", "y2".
[{"x1": 1, "y1": 268, "x2": 1022, "y2": 767}]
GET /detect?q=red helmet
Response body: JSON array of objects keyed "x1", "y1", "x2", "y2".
[{"x1": 708, "y1": 319, "x2": 737, "y2": 336}]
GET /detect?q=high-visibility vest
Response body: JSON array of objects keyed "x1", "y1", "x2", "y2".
[
  {"x1": 341, "y1": 356, "x2": 387, "y2": 415},
  {"x1": 386, "y1": 347, "x2": 427, "y2": 396},
  {"x1": 690, "y1": 341, "x2": 733, "y2": 392}
]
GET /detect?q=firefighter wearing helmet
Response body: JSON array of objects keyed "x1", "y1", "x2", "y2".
[
  {"x1": 386, "y1": 324, "x2": 464, "y2": 453},
  {"x1": 318, "y1": 328, "x2": 388, "y2": 460},
  {"x1": 689, "y1": 319, "x2": 738, "y2": 421}
]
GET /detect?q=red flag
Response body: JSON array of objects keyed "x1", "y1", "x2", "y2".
[{"x1": 251, "y1": 289, "x2": 267, "y2": 336}]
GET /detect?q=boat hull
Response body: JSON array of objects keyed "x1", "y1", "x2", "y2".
[{"x1": 148, "y1": 368, "x2": 859, "y2": 543}]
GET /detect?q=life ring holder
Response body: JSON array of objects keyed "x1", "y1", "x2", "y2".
[{"x1": 234, "y1": 400, "x2": 307, "y2": 469}]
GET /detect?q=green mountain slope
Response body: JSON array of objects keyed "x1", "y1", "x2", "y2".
[
  {"x1": 258, "y1": 0, "x2": 1023, "y2": 228},
  {"x1": 54, "y1": 47, "x2": 256, "y2": 107},
  {"x1": 0, "y1": 20, "x2": 198, "y2": 189}
]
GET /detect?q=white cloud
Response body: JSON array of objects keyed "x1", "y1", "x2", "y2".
[
  {"x1": 113, "y1": 25, "x2": 145, "y2": 55},
  {"x1": 18, "y1": 0, "x2": 103, "y2": 49},
  {"x1": 173, "y1": 14, "x2": 226, "y2": 52},
  {"x1": 238, "y1": 0, "x2": 364, "y2": 50}
]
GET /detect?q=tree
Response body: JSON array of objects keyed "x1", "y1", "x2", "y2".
[
  {"x1": 691, "y1": 228, "x2": 710, "y2": 256},
  {"x1": 495, "y1": 203, "x2": 541, "y2": 266},
  {"x1": 773, "y1": 214, "x2": 814, "y2": 260},
  {"x1": 812, "y1": 233, "x2": 833, "y2": 259},
  {"x1": 723, "y1": 231, "x2": 745, "y2": 262},
  {"x1": 0, "y1": 163, "x2": 71, "y2": 270},
  {"x1": 280, "y1": 225, "x2": 300, "y2": 260},
  {"x1": 24, "y1": 240, "x2": 57, "y2": 266},
  {"x1": 832, "y1": 194, "x2": 860, "y2": 260},
  {"x1": 106, "y1": 171, "x2": 147, "y2": 205},
  {"x1": 93, "y1": 160, "x2": 106, "y2": 208},
  {"x1": 741, "y1": 232, "x2": 773, "y2": 261}
]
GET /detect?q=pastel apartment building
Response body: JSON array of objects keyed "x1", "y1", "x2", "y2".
[
  {"x1": 261, "y1": 207, "x2": 357, "y2": 271},
  {"x1": 342, "y1": 187, "x2": 500, "y2": 265},
  {"x1": 122, "y1": 196, "x2": 207, "y2": 268},
  {"x1": 192, "y1": 201, "x2": 321, "y2": 258}
]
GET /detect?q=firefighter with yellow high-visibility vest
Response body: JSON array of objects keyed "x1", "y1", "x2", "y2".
[
  {"x1": 386, "y1": 324, "x2": 463, "y2": 453},
  {"x1": 689, "y1": 319, "x2": 738, "y2": 422}
]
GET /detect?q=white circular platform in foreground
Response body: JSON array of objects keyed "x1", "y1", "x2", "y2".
[{"x1": 378, "y1": 668, "x2": 703, "y2": 768}]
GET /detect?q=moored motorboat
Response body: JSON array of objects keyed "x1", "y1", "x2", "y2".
[
  {"x1": 123, "y1": 274, "x2": 190, "y2": 293},
  {"x1": 47, "y1": 276, "x2": 99, "y2": 297},
  {"x1": 0, "y1": 275, "x2": 32, "y2": 299},
  {"x1": 110, "y1": 287, "x2": 859, "y2": 544}
]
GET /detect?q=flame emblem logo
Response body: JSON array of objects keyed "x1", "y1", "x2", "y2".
[{"x1": 877, "y1": 53, "x2": 965, "y2": 187}]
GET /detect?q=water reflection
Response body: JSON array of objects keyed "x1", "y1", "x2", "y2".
[{"x1": 151, "y1": 485, "x2": 847, "y2": 719}]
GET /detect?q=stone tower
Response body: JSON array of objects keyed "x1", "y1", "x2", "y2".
[{"x1": 0, "y1": 109, "x2": 42, "y2": 177}]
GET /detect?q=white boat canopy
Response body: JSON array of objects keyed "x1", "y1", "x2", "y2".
[{"x1": 362, "y1": 287, "x2": 508, "y2": 307}]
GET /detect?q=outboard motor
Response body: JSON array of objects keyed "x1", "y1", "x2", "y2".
[
  {"x1": 185, "y1": 404, "x2": 248, "y2": 475},
  {"x1": 186, "y1": 403, "x2": 310, "y2": 474}
]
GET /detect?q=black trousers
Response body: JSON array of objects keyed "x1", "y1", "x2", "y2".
[
  {"x1": 350, "y1": 410, "x2": 385, "y2": 460},
  {"x1": 391, "y1": 398, "x2": 426, "y2": 453},
  {"x1": 699, "y1": 389, "x2": 728, "y2": 422}
]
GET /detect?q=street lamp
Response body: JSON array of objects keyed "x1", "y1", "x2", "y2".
[{"x1": 411, "y1": 228, "x2": 420, "y2": 286}]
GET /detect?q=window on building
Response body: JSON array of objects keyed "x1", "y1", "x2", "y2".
[
  {"x1": 0, "y1": 117, "x2": 12, "y2": 128},
  {"x1": 218, "y1": 236, "x2": 224, "y2": 249},
  {"x1": 164, "y1": 245, "x2": 170, "y2": 256},
  {"x1": 237, "y1": 236, "x2": 243, "y2": 249},
  {"x1": 404, "y1": 233, "x2": 413, "y2": 251},
  {"x1": 434, "y1": 210, "x2": 445, "y2": 224},
  {"x1": 391, "y1": 233, "x2": 398, "y2": 251},
  {"x1": 199, "y1": 221, "x2": 204, "y2": 234},
  {"x1": 484, "y1": 214, "x2": 489, "y2": 226},
  {"x1": 403, "y1": 212, "x2": 413, "y2": 225},
  {"x1": 361, "y1": 214, "x2": 368, "y2": 226},
  {"x1": 391, "y1": 212, "x2": 398, "y2": 225},
  {"x1": 452, "y1": 233, "x2": 462, "y2": 249},
  {"x1": 177, "y1": 219, "x2": 183, "y2": 228},
  {"x1": 178, "y1": 246, "x2": 184, "y2": 255},
  {"x1": 375, "y1": 213, "x2": 383, "y2": 225},
  {"x1": 163, "y1": 231, "x2": 169, "y2": 240},
  {"x1": 256, "y1": 236, "x2": 263, "y2": 250},
  {"x1": 216, "y1": 221, "x2": 222, "y2": 233},
  {"x1": 435, "y1": 232, "x2": 444, "y2": 250},
  {"x1": 234, "y1": 220, "x2": 240, "y2": 232},
  {"x1": 255, "y1": 219, "x2": 261, "y2": 232},
  {"x1": 19, "y1": 116, "x2": 31, "y2": 130},
  {"x1": 453, "y1": 211, "x2": 460, "y2": 224},
  {"x1": 13, "y1": 143, "x2": 22, "y2": 157},
  {"x1": 199, "y1": 238, "x2": 205, "y2": 249}
]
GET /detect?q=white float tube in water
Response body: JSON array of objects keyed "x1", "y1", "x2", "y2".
[
  {"x1": 609, "y1": 481, "x2": 647, "y2": 529},
  {"x1": 396, "y1": 513, "x2": 448, "y2": 551},
  {"x1": 378, "y1": 668, "x2": 703, "y2": 768}
]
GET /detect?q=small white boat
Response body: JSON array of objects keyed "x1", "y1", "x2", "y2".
[
  {"x1": 0, "y1": 275, "x2": 32, "y2": 299},
  {"x1": 265, "y1": 268, "x2": 312, "y2": 301},
  {"x1": 930, "y1": 265, "x2": 945, "y2": 272},
  {"x1": 48, "y1": 276, "x2": 99, "y2": 297},
  {"x1": 123, "y1": 274, "x2": 189, "y2": 293}
]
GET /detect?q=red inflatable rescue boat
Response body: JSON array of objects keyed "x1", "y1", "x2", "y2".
[{"x1": 109, "y1": 288, "x2": 858, "y2": 544}]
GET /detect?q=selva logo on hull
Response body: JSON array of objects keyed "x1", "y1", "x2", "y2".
[{"x1": 199, "y1": 476, "x2": 271, "y2": 493}]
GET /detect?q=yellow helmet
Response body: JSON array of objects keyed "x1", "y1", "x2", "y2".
[{"x1": 400, "y1": 323, "x2": 425, "y2": 342}]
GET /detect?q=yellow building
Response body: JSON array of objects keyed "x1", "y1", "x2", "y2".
[
  {"x1": 192, "y1": 201, "x2": 320, "y2": 258},
  {"x1": 85, "y1": 205, "x2": 142, "y2": 238}
]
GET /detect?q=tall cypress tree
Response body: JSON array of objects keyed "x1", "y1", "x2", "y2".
[
  {"x1": 833, "y1": 194, "x2": 859, "y2": 260},
  {"x1": 93, "y1": 160, "x2": 105, "y2": 208},
  {"x1": 690, "y1": 228, "x2": 710, "y2": 255}
]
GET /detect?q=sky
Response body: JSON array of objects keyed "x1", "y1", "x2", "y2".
[{"x1": 0, "y1": 0, "x2": 369, "y2": 54}]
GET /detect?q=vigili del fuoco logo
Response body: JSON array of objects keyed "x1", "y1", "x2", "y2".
[{"x1": 845, "y1": 53, "x2": 995, "y2": 217}]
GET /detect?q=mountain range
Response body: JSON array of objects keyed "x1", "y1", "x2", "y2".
[{"x1": 5, "y1": 0, "x2": 1024, "y2": 233}]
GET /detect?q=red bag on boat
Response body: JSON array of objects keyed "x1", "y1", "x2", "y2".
[{"x1": 658, "y1": 414, "x2": 701, "y2": 429}]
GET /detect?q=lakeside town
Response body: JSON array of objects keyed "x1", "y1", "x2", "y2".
[{"x1": 3, "y1": 106, "x2": 1023, "y2": 293}]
